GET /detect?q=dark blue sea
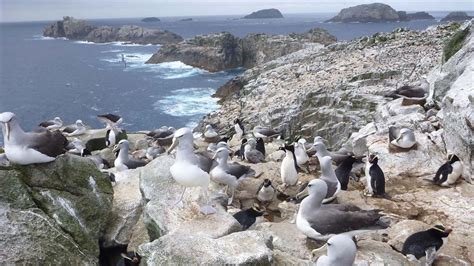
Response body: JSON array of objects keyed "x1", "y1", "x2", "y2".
[{"x1": 0, "y1": 12, "x2": 469, "y2": 145}]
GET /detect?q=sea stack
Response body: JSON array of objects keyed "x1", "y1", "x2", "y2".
[
  {"x1": 441, "y1": 12, "x2": 473, "y2": 22},
  {"x1": 244, "y1": 9, "x2": 284, "y2": 19},
  {"x1": 141, "y1": 17, "x2": 160, "y2": 22}
]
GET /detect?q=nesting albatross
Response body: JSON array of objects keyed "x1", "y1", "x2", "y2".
[
  {"x1": 0, "y1": 112, "x2": 68, "y2": 165},
  {"x1": 166, "y1": 127, "x2": 216, "y2": 215},
  {"x1": 296, "y1": 179, "x2": 386, "y2": 240},
  {"x1": 297, "y1": 156, "x2": 341, "y2": 203},
  {"x1": 113, "y1": 140, "x2": 147, "y2": 171}
]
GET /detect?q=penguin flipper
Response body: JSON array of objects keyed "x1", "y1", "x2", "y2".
[{"x1": 433, "y1": 163, "x2": 452, "y2": 185}]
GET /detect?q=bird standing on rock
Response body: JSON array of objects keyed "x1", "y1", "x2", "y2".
[
  {"x1": 294, "y1": 139, "x2": 309, "y2": 172},
  {"x1": 364, "y1": 154, "x2": 387, "y2": 198},
  {"x1": 280, "y1": 145, "x2": 299, "y2": 187},
  {"x1": 257, "y1": 179, "x2": 276, "y2": 203},
  {"x1": 0, "y1": 112, "x2": 68, "y2": 165},
  {"x1": 167, "y1": 127, "x2": 216, "y2": 215},
  {"x1": 402, "y1": 225, "x2": 452, "y2": 264},
  {"x1": 335, "y1": 155, "x2": 358, "y2": 190}
]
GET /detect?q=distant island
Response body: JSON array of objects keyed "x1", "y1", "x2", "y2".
[
  {"x1": 441, "y1": 12, "x2": 473, "y2": 22},
  {"x1": 43, "y1": 16, "x2": 183, "y2": 45},
  {"x1": 243, "y1": 8, "x2": 283, "y2": 19},
  {"x1": 327, "y1": 3, "x2": 435, "y2": 23},
  {"x1": 141, "y1": 17, "x2": 160, "y2": 22},
  {"x1": 180, "y1": 18, "x2": 193, "y2": 22}
]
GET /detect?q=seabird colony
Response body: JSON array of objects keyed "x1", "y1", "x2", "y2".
[{"x1": 0, "y1": 102, "x2": 465, "y2": 264}]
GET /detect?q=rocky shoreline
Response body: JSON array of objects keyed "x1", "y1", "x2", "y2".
[{"x1": 43, "y1": 16, "x2": 183, "y2": 45}]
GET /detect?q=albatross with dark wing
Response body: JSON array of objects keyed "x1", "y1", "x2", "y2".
[
  {"x1": 0, "y1": 112, "x2": 68, "y2": 165},
  {"x1": 113, "y1": 140, "x2": 147, "y2": 171},
  {"x1": 253, "y1": 125, "x2": 280, "y2": 139},
  {"x1": 297, "y1": 156, "x2": 340, "y2": 203},
  {"x1": 97, "y1": 113, "x2": 122, "y2": 128},
  {"x1": 166, "y1": 127, "x2": 216, "y2": 215},
  {"x1": 39, "y1": 116, "x2": 63, "y2": 130},
  {"x1": 63, "y1": 120, "x2": 87, "y2": 137},
  {"x1": 296, "y1": 179, "x2": 386, "y2": 240}
]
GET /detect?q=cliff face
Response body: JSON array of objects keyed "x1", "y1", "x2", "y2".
[
  {"x1": 146, "y1": 28, "x2": 336, "y2": 72},
  {"x1": 199, "y1": 24, "x2": 460, "y2": 149},
  {"x1": 243, "y1": 9, "x2": 284, "y2": 19},
  {"x1": 327, "y1": 3, "x2": 400, "y2": 23},
  {"x1": 43, "y1": 16, "x2": 183, "y2": 45}
]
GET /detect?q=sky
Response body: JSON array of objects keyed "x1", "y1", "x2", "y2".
[{"x1": 1, "y1": 0, "x2": 473, "y2": 22}]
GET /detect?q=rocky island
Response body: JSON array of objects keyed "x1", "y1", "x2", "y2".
[
  {"x1": 327, "y1": 3, "x2": 435, "y2": 23},
  {"x1": 141, "y1": 17, "x2": 161, "y2": 22},
  {"x1": 243, "y1": 8, "x2": 284, "y2": 19},
  {"x1": 44, "y1": 16, "x2": 183, "y2": 45},
  {"x1": 146, "y1": 28, "x2": 336, "y2": 72},
  {"x1": 441, "y1": 11, "x2": 473, "y2": 22}
]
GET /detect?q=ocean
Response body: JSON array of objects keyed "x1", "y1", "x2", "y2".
[{"x1": 0, "y1": 12, "x2": 467, "y2": 143}]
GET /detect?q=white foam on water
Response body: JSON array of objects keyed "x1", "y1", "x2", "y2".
[
  {"x1": 110, "y1": 41, "x2": 155, "y2": 47},
  {"x1": 155, "y1": 87, "x2": 219, "y2": 117},
  {"x1": 31, "y1": 35, "x2": 68, "y2": 41},
  {"x1": 101, "y1": 49, "x2": 124, "y2": 53}
]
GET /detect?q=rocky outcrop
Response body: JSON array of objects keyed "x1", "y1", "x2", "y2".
[
  {"x1": 200, "y1": 24, "x2": 457, "y2": 149},
  {"x1": 146, "y1": 29, "x2": 336, "y2": 72},
  {"x1": 43, "y1": 16, "x2": 183, "y2": 45},
  {"x1": 0, "y1": 155, "x2": 113, "y2": 264},
  {"x1": 441, "y1": 12, "x2": 473, "y2": 22},
  {"x1": 404, "y1": 11, "x2": 435, "y2": 21},
  {"x1": 327, "y1": 3, "x2": 400, "y2": 23},
  {"x1": 146, "y1": 32, "x2": 243, "y2": 72},
  {"x1": 243, "y1": 9, "x2": 284, "y2": 19},
  {"x1": 141, "y1": 17, "x2": 160, "y2": 22}
]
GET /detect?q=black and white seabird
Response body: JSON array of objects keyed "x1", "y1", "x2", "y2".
[
  {"x1": 166, "y1": 127, "x2": 216, "y2": 215},
  {"x1": 402, "y1": 225, "x2": 452, "y2": 263},
  {"x1": 365, "y1": 154, "x2": 387, "y2": 198},
  {"x1": 210, "y1": 147, "x2": 255, "y2": 204},
  {"x1": 429, "y1": 154, "x2": 464, "y2": 187},
  {"x1": 234, "y1": 138, "x2": 248, "y2": 160},
  {"x1": 81, "y1": 148, "x2": 110, "y2": 169},
  {"x1": 297, "y1": 156, "x2": 340, "y2": 203},
  {"x1": 296, "y1": 179, "x2": 386, "y2": 240},
  {"x1": 253, "y1": 126, "x2": 279, "y2": 139},
  {"x1": 204, "y1": 124, "x2": 220, "y2": 143},
  {"x1": 38, "y1": 116, "x2": 63, "y2": 130},
  {"x1": 113, "y1": 140, "x2": 147, "y2": 171},
  {"x1": 313, "y1": 234, "x2": 357, "y2": 266},
  {"x1": 389, "y1": 126, "x2": 416, "y2": 149},
  {"x1": 244, "y1": 138, "x2": 265, "y2": 163},
  {"x1": 335, "y1": 155, "x2": 358, "y2": 190},
  {"x1": 0, "y1": 112, "x2": 68, "y2": 165},
  {"x1": 256, "y1": 137, "x2": 266, "y2": 156},
  {"x1": 257, "y1": 179, "x2": 276, "y2": 203},
  {"x1": 97, "y1": 113, "x2": 122, "y2": 128},
  {"x1": 294, "y1": 139, "x2": 309, "y2": 171},
  {"x1": 147, "y1": 126, "x2": 175, "y2": 146},
  {"x1": 106, "y1": 126, "x2": 126, "y2": 147},
  {"x1": 63, "y1": 120, "x2": 87, "y2": 137},
  {"x1": 233, "y1": 204, "x2": 265, "y2": 230},
  {"x1": 311, "y1": 141, "x2": 351, "y2": 165},
  {"x1": 280, "y1": 145, "x2": 299, "y2": 187},
  {"x1": 234, "y1": 118, "x2": 245, "y2": 137}
]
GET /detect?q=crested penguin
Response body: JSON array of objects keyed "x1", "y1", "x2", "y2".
[
  {"x1": 365, "y1": 154, "x2": 387, "y2": 198},
  {"x1": 335, "y1": 155, "x2": 358, "y2": 190},
  {"x1": 233, "y1": 204, "x2": 265, "y2": 230},
  {"x1": 256, "y1": 137, "x2": 266, "y2": 157},
  {"x1": 257, "y1": 179, "x2": 276, "y2": 203},
  {"x1": 402, "y1": 225, "x2": 452, "y2": 262},
  {"x1": 431, "y1": 154, "x2": 463, "y2": 187},
  {"x1": 234, "y1": 118, "x2": 244, "y2": 136},
  {"x1": 280, "y1": 145, "x2": 299, "y2": 186}
]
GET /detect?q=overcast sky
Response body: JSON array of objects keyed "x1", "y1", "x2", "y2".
[{"x1": 1, "y1": 0, "x2": 473, "y2": 22}]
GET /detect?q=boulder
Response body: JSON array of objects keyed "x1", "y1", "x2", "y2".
[
  {"x1": 139, "y1": 231, "x2": 273, "y2": 264},
  {"x1": 0, "y1": 155, "x2": 113, "y2": 264},
  {"x1": 243, "y1": 9, "x2": 284, "y2": 19},
  {"x1": 441, "y1": 12, "x2": 473, "y2": 22},
  {"x1": 327, "y1": 3, "x2": 400, "y2": 23}
]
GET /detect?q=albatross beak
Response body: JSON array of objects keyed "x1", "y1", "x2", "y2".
[
  {"x1": 295, "y1": 186, "x2": 309, "y2": 200},
  {"x1": 212, "y1": 152, "x2": 218, "y2": 160},
  {"x1": 311, "y1": 243, "x2": 328, "y2": 258},
  {"x1": 166, "y1": 137, "x2": 178, "y2": 154},
  {"x1": 112, "y1": 144, "x2": 119, "y2": 153}
]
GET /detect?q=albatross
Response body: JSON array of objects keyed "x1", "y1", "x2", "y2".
[
  {"x1": 313, "y1": 234, "x2": 357, "y2": 266},
  {"x1": 296, "y1": 179, "x2": 386, "y2": 240},
  {"x1": 389, "y1": 126, "x2": 416, "y2": 149},
  {"x1": 166, "y1": 127, "x2": 216, "y2": 215},
  {"x1": 0, "y1": 112, "x2": 68, "y2": 165},
  {"x1": 63, "y1": 120, "x2": 87, "y2": 137},
  {"x1": 113, "y1": 140, "x2": 147, "y2": 171},
  {"x1": 297, "y1": 156, "x2": 341, "y2": 203},
  {"x1": 39, "y1": 116, "x2": 63, "y2": 130}
]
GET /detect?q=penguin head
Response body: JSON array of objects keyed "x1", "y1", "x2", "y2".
[
  {"x1": 250, "y1": 203, "x2": 265, "y2": 216},
  {"x1": 283, "y1": 144, "x2": 295, "y2": 154},
  {"x1": 430, "y1": 225, "x2": 452, "y2": 238},
  {"x1": 81, "y1": 148, "x2": 92, "y2": 157},
  {"x1": 447, "y1": 154, "x2": 460, "y2": 164},
  {"x1": 368, "y1": 154, "x2": 379, "y2": 164},
  {"x1": 263, "y1": 179, "x2": 272, "y2": 187},
  {"x1": 241, "y1": 138, "x2": 248, "y2": 145}
]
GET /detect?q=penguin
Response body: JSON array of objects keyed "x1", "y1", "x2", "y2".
[
  {"x1": 256, "y1": 179, "x2": 276, "y2": 203},
  {"x1": 234, "y1": 138, "x2": 248, "y2": 160},
  {"x1": 335, "y1": 155, "x2": 358, "y2": 190},
  {"x1": 280, "y1": 145, "x2": 299, "y2": 187},
  {"x1": 80, "y1": 148, "x2": 110, "y2": 169},
  {"x1": 365, "y1": 154, "x2": 387, "y2": 198},
  {"x1": 233, "y1": 204, "x2": 265, "y2": 230},
  {"x1": 402, "y1": 225, "x2": 452, "y2": 262},
  {"x1": 430, "y1": 154, "x2": 463, "y2": 187},
  {"x1": 234, "y1": 118, "x2": 245, "y2": 136},
  {"x1": 256, "y1": 137, "x2": 266, "y2": 157}
]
